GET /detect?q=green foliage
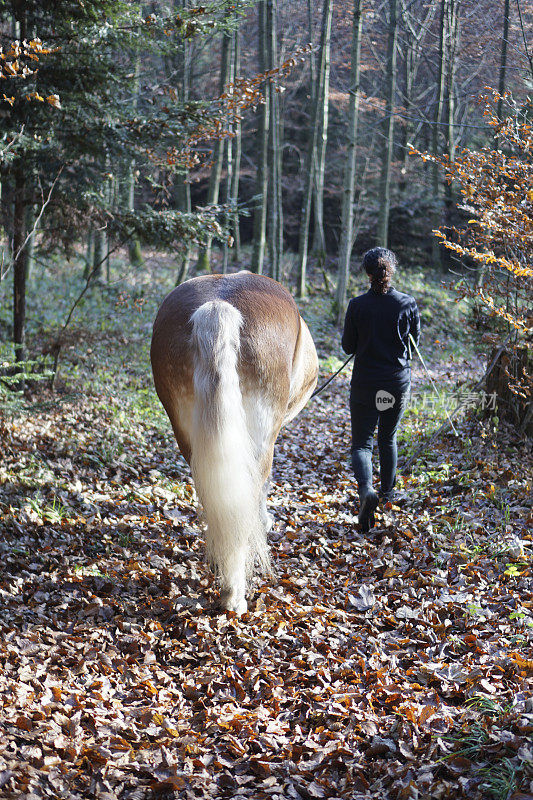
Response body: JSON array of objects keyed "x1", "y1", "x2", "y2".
[
  {"x1": 0, "y1": 1, "x2": 234, "y2": 258},
  {"x1": 27, "y1": 495, "x2": 67, "y2": 524},
  {"x1": 111, "y1": 207, "x2": 224, "y2": 248},
  {"x1": 0, "y1": 346, "x2": 52, "y2": 413},
  {"x1": 442, "y1": 716, "x2": 525, "y2": 800}
]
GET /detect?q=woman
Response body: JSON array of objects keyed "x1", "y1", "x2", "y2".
[{"x1": 342, "y1": 248, "x2": 420, "y2": 531}]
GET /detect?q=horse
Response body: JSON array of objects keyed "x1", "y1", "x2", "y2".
[{"x1": 150, "y1": 271, "x2": 318, "y2": 615}]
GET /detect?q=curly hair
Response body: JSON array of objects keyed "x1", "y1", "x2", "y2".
[{"x1": 362, "y1": 248, "x2": 397, "y2": 294}]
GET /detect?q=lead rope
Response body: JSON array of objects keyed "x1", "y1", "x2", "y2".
[
  {"x1": 311, "y1": 353, "x2": 354, "y2": 399},
  {"x1": 311, "y1": 336, "x2": 460, "y2": 441},
  {"x1": 311, "y1": 336, "x2": 459, "y2": 438},
  {"x1": 312, "y1": 335, "x2": 508, "y2": 470}
]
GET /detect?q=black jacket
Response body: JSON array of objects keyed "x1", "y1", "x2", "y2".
[{"x1": 342, "y1": 287, "x2": 420, "y2": 389}]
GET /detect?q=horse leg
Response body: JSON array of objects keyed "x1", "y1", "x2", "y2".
[
  {"x1": 219, "y1": 547, "x2": 248, "y2": 614},
  {"x1": 261, "y1": 477, "x2": 274, "y2": 532}
]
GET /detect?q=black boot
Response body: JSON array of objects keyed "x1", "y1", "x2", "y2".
[
  {"x1": 358, "y1": 490, "x2": 379, "y2": 532},
  {"x1": 379, "y1": 489, "x2": 395, "y2": 503}
]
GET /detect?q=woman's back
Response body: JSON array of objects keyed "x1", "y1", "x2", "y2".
[
  {"x1": 341, "y1": 247, "x2": 420, "y2": 529},
  {"x1": 342, "y1": 286, "x2": 420, "y2": 388}
]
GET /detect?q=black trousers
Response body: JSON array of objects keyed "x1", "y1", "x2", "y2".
[{"x1": 349, "y1": 384, "x2": 410, "y2": 497}]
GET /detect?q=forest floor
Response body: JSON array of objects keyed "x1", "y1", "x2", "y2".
[{"x1": 0, "y1": 252, "x2": 532, "y2": 800}]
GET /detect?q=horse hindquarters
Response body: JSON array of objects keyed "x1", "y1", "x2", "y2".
[
  {"x1": 189, "y1": 300, "x2": 269, "y2": 614},
  {"x1": 151, "y1": 271, "x2": 318, "y2": 616}
]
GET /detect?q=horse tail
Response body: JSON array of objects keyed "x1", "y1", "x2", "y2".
[{"x1": 190, "y1": 300, "x2": 269, "y2": 600}]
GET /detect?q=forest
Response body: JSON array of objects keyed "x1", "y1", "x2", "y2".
[{"x1": 0, "y1": 0, "x2": 532, "y2": 798}]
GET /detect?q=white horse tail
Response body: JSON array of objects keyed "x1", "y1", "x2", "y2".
[{"x1": 189, "y1": 300, "x2": 269, "y2": 613}]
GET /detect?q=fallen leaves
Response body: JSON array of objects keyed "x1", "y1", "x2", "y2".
[{"x1": 0, "y1": 287, "x2": 532, "y2": 798}]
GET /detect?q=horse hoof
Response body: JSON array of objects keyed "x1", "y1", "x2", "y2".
[
  {"x1": 224, "y1": 599, "x2": 247, "y2": 616},
  {"x1": 220, "y1": 591, "x2": 248, "y2": 616}
]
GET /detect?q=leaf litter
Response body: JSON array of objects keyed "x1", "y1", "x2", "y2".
[{"x1": 0, "y1": 279, "x2": 532, "y2": 800}]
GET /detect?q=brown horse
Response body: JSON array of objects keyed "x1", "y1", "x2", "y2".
[{"x1": 150, "y1": 271, "x2": 318, "y2": 614}]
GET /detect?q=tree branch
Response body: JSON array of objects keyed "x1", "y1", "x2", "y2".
[{"x1": 0, "y1": 167, "x2": 64, "y2": 282}]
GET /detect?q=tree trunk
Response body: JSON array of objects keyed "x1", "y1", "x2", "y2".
[
  {"x1": 174, "y1": 170, "x2": 192, "y2": 285},
  {"x1": 297, "y1": 0, "x2": 333, "y2": 298},
  {"x1": 251, "y1": 0, "x2": 269, "y2": 275},
  {"x1": 85, "y1": 230, "x2": 94, "y2": 279},
  {"x1": 119, "y1": 6, "x2": 142, "y2": 268},
  {"x1": 399, "y1": 39, "x2": 414, "y2": 195},
  {"x1": 307, "y1": 0, "x2": 317, "y2": 105},
  {"x1": 174, "y1": 169, "x2": 192, "y2": 285},
  {"x1": 13, "y1": 163, "x2": 28, "y2": 366},
  {"x1": 222, "y1": 30, "x2": 237, "y2": 275},
  {"x1": 196, "y1": 28, "x2": 232, "y2": 272},
  {"x1": 93, "y1": 228, "x2": 106, "y2": 278},
  {"x1": 335, "y1": 0, "x2": 362, "y2": 324},
  {"x1": 231, "y1": 30, "x2": 242, "y2": 265},
  {"x1": 376, "y1": 0, "x2": 398, "y2": 248},
  {"x1": 399, "y1": 0, "x2": 437, "y2": 196},
  {"x1": 497, "y1": 0, "x2": 510, "y2": 121},
  {"x1": 121, "y1": 162, "x2": 142, "y2": 267},
  {"x1": 444, "y1": 0, "x2": 461, "y2": 233},
  {"x1": 175, "y1": 0, "x2": 192, "y2": 285},
  {"x1": 25, "y1": 195, "x2": 36, "y2": 280},
  {"x1": 431, "y1": 0, "x2": 447, "y2": 268},
  {"x1": 266, "y1": 0, "x2": 280, "y2": 281},
  {"x1": 222, "y1": 134, "x2": 233, "y2": 275},
  {"x1": 311, "y1": 0, "x2": 332, "y2": 263},
  {"x1": 275, "y1": 77, "x2": 284, "y2": 281},
  {"x1": 12, "y1": 3, "x2": 28, "y2": 368}
]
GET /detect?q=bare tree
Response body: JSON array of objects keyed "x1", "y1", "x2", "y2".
[
  {"x1": 196, "y1": 28, "x2": 232, "y2": 273},
  {"x1": 11, "y1": 4, "x2": 28, "y2": 365},
  {"x1": 267, "y1": 0, "x2": 281, "y2": 281},
  {"x1": 431, "y1": 0, "x2": 448, "y2": 267},
  {"x1": 444, "y1": 0, "x2": 461, "y2": 229},
  {"x1": 251, "y1": 0, "x2": 269, "y2": 275},
  {"x1": 311, "y1": 0, "x2": 332, "y2": 263},
  {"x1": 222, "y1": 29, "x2": 237, "y2": 274},
  {"x1": 297, "y1": 0, "x2": 333, "y2": 297},
  {"x1": 398, "y1": 0, "x2": 437, "y2": 194},
  {"x1": 175, "y1": 0, "x2": 193, "y2": 285},
  {"x1": 497, "y1": 0, "x2": 511, "y2": 120},
  {"x1": 231, "y1": 30, "x2": 242, "y2": 264},
  {"x1": 335, "y1": 0, "x2": 363, "y2": 323},
  {"x1": 376, "y1": 0, "x2": 399, "y2": 247}
]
